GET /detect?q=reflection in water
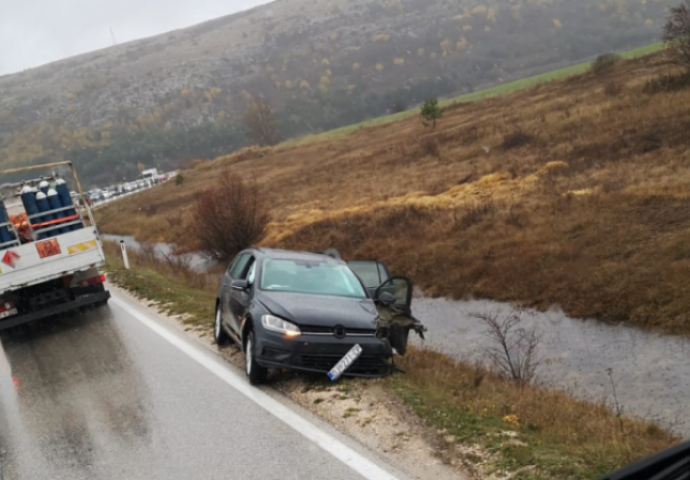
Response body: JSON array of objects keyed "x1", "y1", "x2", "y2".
[
  {"x1": 102, "y1": 234, "x2": 213, "y2": 272},
  {"x1": 0, "y1": 308, "x2": 151, "y2": 478},
  {"x1": 412, "y1": 297, "x2": 690, "y2": 437}
]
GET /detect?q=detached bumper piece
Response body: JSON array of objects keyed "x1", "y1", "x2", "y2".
[{"x1": 0, "y1": 290, "x2": 110, "y2": 331}]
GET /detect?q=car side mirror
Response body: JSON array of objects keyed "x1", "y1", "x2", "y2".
[
  {"x1": 231, "y1": 279, "x2": 249, "y2": 291},
  {"x1": 377, "y1": 291, "x2": 396, "y2": 305}
]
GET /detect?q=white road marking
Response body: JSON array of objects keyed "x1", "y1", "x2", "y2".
[{"x1": 111, "y1": 296, "x2": 402, "y2": 480}]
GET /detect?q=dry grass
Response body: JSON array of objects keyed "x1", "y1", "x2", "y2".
[
  {"x1": 393, "y1": 348, "x2": 679, "y2": 480},
  {"x1": 97, "y1": 50, "x2": 690, "y2": 334}
]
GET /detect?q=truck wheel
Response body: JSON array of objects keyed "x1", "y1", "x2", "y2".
[
  {"x1": 245, "y1": 330, "x2": 267, "y2": 385},
  {"x1": 214, "y1": 305, "x2": 230, "y2": 346}
]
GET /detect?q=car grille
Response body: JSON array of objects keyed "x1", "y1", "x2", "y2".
[
  {"x1": 300, "y1": 354, "x2": 389, "y2": 376},
  {"x1": 300, "y1": 325, "x2": 376, "y2": 337}
]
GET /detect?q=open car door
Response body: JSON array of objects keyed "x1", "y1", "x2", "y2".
[{"x1": 374, "y1": 277, "x2": 425, "y2": 356}]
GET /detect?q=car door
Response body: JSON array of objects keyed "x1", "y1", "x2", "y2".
[
  {"x1": 374, "y1": 276, "x2": 424, "y2": 355},
  {"x1": 228, "y1": 256, "x2": 256, "y2": 335},
  {"x1": 222, "y1": 253, "x2": 252, "y2": 335}
]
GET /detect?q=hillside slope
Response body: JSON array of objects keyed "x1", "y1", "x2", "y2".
[
  {"x1": 0, "y1": 0, "x2": 676, "y2": 184},
  {"x1": 97, "y1": 50, "x2": 690, "y2": 335}
]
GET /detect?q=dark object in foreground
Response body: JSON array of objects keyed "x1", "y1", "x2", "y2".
[
  {"x1": 214, "y1": 248, "x2": 425, "y2": 385},
  {"x1": 598, "y1": 440, "x2": 690, "y2": 480}
]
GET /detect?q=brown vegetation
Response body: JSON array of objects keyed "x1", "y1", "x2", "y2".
[
  {"x1": 97, "y1": 51, "x2": 690, "y2": 335},
  {"x1": 193, "y1": 169, "x2": 269, "y2": 261}
]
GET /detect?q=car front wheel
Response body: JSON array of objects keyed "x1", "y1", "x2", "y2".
[{"x1": 245, "y1": 330, "x2": 268, "y2": 385}]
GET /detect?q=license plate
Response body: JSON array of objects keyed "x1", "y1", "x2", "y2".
[
  {"x1": 327, "y1": 344, "x2": 363, "y2": 381},
  {"x1": 0, "y1": 308, "x2": 18, "y2": 319}
]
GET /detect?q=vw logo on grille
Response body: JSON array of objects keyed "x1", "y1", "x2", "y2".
[{"x1": 333, "y1": 325, "x2": 346, "y2": 339}]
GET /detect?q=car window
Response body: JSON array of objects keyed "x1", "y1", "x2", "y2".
[
  {"x1": 229, "y1": 254, "x2": 251, "y2": 279},
  {"x1": 348, "y1": 261, "x2": 383, "y2": 288},
  {"x1": 261, "y1": 258, "x2": 367, "y2": 298},
  {"x1": 246, "y1": 260, "x2": 257, "y2": 285}
]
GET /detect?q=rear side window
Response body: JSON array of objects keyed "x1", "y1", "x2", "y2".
[
  {"x1": 229, "y1": 254, "x2": 251, "y2": 278},
  {"x1": 348, "y1": 261, "x2": 389, "y2": 289}
]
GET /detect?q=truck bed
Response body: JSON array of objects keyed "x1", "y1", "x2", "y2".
[{"x1": 0, "y1": 228, "x2": 106, "y2": 294}]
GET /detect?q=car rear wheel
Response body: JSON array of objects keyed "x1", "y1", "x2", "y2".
[
  {"x1": 214, "y1": 305, "x2": 229, "y2": 346},
  {"x1": 245, "y1": 330, "x2": 267, "y2": 385}
]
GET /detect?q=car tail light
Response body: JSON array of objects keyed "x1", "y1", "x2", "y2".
[
  {"x1": 77, "y1": 275, "x2": 106, "y2": 288},
  {"x1": 0, "y1": 302, "x2": 16, "y2": 313}
]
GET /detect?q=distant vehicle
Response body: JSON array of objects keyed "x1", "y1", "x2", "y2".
[
  {"x1": 214, "y1": 248, "x2": 425, "y2": 385},
  {"x1": 142, "y1": 168, "x2": 159, "y2": 183}
]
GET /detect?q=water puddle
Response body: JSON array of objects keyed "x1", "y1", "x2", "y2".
[
  {"x1": 102, "y1": 234, "x2": 213, "y2": 273},
  {"x1": 412, "y1": 297, "x2": 690, "y2": 437}
]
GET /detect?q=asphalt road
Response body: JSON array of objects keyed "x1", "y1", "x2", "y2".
[{"x1": 0, "y1": 290, "x2": 410, "y2": 480}]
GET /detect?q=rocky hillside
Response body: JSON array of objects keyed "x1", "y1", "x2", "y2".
[{"x1": 0, "y1": 0, "x2": 675, "y2": 184}]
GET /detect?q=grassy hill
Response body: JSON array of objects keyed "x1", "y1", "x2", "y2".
[
  {"x1": 0, "y1": 0, "x2": 677, "y2": 185},
  {"x1": 97, "y1": 48, "x2": 690, "y2": 335}
]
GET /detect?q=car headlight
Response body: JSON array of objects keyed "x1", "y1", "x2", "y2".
[{"x1": 261, "y1": 315, "x2": 301, "y2": 337}]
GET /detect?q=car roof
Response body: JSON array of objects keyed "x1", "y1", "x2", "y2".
[{"x1": 244, "y1": 247, "x2": 346, "y2": 264}]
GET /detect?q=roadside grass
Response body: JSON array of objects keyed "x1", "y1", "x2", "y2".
[
  {"x1": 102, "y1": 241, "x2": 217, "y2": 329},
  {"x1": 100, "y1": 242, "x2": 679, "y2": 480},
  {"x1": 393, "y1": 348, "x2": 679, "y2": 480},
  {"x1": 96, "y1": 48, "x2": 690, "y2": 336}
]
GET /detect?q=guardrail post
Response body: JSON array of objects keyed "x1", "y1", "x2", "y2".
[{"x1": 120, "y1": 240, "x2": 130, "y2": 270}]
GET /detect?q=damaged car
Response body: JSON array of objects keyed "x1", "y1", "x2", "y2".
[{"x1": 214, "y1": 247, "x2": 425, "y2": 385}]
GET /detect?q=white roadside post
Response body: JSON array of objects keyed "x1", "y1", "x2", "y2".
[{"x1": 120, "y1": 240, "x2": 130, "y2": 270}]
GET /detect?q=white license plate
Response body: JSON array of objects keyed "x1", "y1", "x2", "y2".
[
  {"x1": 327, "y1": 344, "x2": 363, "y2": 381},
  {"x1": 0, "y1": 308, "x2": 18, "y2": 319}
]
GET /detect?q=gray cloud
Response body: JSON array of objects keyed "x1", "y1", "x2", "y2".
[{"x1": 0, "y1": 0, "x2": 272, "y2": 75}]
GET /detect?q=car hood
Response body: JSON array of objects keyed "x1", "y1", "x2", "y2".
[{"x1": 256, "y1": 291, "x2": 378, "y2": 329}]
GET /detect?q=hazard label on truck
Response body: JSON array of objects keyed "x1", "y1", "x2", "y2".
[
  {"x1": 68, "y1": 240, "x2": 97, "y2": 255},
  {"x1": 36, "y1": 239, "x2": 61, "y2": 258}
]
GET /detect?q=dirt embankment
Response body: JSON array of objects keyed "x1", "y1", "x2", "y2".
[{"x1": 98, "y1": 51, "x2": 690, "y2": 335}]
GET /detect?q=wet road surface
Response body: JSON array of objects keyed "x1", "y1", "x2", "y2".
[{"x1": 0, "y1": 290, "x2": 407, "y2": 480}]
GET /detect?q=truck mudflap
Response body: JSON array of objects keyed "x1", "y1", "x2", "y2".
[{"x1": 0, "y1": 290, "x2": 110, "y2": 332}]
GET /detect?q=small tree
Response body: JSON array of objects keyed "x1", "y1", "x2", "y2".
[
  {"x1": 420, "y1": 97, "x2": 444, "y2": 128},
  {"x1": 193, "y1": 169, "x2": 269, "y2": 261},
  {"x1": 664, "y1": 1, "x2": 690, "y2": 68},
  {"x1": 175, "y1": 173, "x2": 185, "y2": 186},
  {"x1": 243, "y1": 96, "x2": 281, "y2": 146}
]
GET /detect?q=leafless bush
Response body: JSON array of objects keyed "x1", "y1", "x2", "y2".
[
  {"x1": 664, "y1": 1, "x2": 690, "y2": 68},
  {"x1": 243, "y1": 96, "x2": 281, "y2": 146},
  {"x1": 502, "y1": 128, "x2": 535, "y2": 150},
  {"x1": 475, "y1": 309, "x2": 542, "y2": 385},
  {"x1": 138, "y1": 242, "x2": 157, "y2": 263},
  {"x1": 166, "y1": 215, "x2": 182, "y2": 228},
  {"x1": 418, "y1": 136, "x2": 441, "y2": 158},
  {"x1": 591, "y1": 53, "x2": 621, "y2": 74},
  {"x1": 193, "y1": 169, "x2": 269, "y2": 262},
  {"x1": 604, "y1": 81, "x2": 623, "y2": 97},
  {"x1": 453, "y1": 201, "x2": 496, "y2": 229},
  {"x1": 643, "y1": 72, "x2": 690, "y2": 94}
]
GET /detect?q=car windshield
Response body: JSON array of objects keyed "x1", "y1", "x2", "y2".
[{"x1": 261, "y1": 258, "x2": 366, "y2": 298}]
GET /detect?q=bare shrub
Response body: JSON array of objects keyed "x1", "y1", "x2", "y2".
[
  {"x1": 138, "y1": 242, "x2": 157, "y2": 263},
  {"x1": 604, "y1": 81, "x2": 624, "y2": 97},
  {"x1": 591, "y1": 53, "x2": 621, "y2": 73},
  {"x1": 663, "y1": 1, "x2": 690, "y2": 68},
  {"x1": 475, "y1": 309, "x2": 542, "y2": 385},
  {"x1": 243, "y1": 96, "x2": 281, "y2": 146},
  {"x1": 166, "y1": 215, "x2": 182, "y2": 228},
  {"x1": 418, "y1": 136, "x2": 441, "y2": 158},
  {"x1": 643, "y1": 72, "x2": 690, "y2": 94},
  {"x1": 502, "y1": 128, "x2": 535, "y2": 150},
  {"x1": 193, "y1": 169, "x2": 269, "y2": 261}
]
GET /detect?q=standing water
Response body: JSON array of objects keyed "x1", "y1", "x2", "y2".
[{"x1": 412, "y1": 297, "x2": 690, "y2": 437}]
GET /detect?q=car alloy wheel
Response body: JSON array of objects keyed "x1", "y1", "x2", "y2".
[{"x1": 214, "y1": 306, "x2": 229, "y2": 346}]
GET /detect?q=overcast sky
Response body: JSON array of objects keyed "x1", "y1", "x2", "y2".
[{"x1": 0, "y1": 0, "x2": 273, "y2": 75}]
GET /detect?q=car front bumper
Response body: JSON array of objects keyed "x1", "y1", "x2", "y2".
[{"x1": 255, "y1": 332, "x2": 393, "y2": 378}]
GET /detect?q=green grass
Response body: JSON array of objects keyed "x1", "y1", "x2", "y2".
[{"x1": 279, "y1": 42, "x2": 664, "y2": 148}]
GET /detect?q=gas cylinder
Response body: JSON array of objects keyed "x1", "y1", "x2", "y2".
[
  {"x1": 21, "y1": 185, "x2": 40, "y2": 239},
  {"x1": 35, "y1": 192, "x2": 54, "y2": 239},
  {"x1": 47, "y1": 189, "x2": 67, "y2": 235},
  {"x1": 39, "y1": 180, "x2": 49, "y2": 194},
  {"x1": 55, "y1": 178, "x2": 81, "y2": 230},
  {"x1": 0, "y1": 198, "x2": 14, "y2": 245}
]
